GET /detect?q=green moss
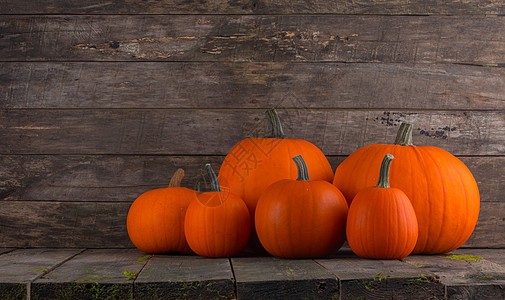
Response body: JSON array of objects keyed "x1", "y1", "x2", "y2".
[
  {"x1": 364, "y1": 273, "x2": 389, "y2": 291},
  {"x1": 32, "y1": 267, "x2": 49, "y2": 273},
  {"x1": 414, "y1": 264, "x2": 425, "y2": 268},
  {"x1": 446, "y1": 255, "x2": 483, "y2": 261},
  {"x1": 136, "y1": 255, "x2": 152, "y2": 264},
  {"x1": 123, "y1": 270, "x2": 137, "y2": 281}
]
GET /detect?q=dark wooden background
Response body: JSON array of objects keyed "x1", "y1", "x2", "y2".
[{"x1": 1, "y1": 1, "x2": 504, "y2": 248}]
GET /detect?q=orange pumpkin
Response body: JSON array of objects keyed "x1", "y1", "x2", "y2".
[
  {"x1": 184, "y1": 164, "x2": 251, "y2": 258},
  {"x1": 127, "y1": 168, "x2": 198, "y2": 254},
  {"x1": 218, "y1": 108, "x2": 333, "y2": 250},
  {"x1": 346, "y1": 154, "x2": 418, "y2": 259},
  {"x1": 255, "y1": 155, "x2": 348, "y2": 258},
  {"x1": 333, "y1": 123, "x2": 480, "y2": 254}
]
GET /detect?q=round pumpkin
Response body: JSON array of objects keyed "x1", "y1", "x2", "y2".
[
  {"x1": 346, "y1": 154, "x2": 419, "y2": 259},
  {"x1": 333, "y1": 123, "x2": 480, "y2": 254},
  {"x1": 218, "y1": 109, "x2": 333, "y2": 250},
  {"x1": 184, "y1": 164, "x2": 251, "y2": 258},
  {"x1": 255, "y1": 155, "x2": 348, "y2": 258},
  {"x1": 127, "y1": 168, "x2": 198, "y2": 254}
]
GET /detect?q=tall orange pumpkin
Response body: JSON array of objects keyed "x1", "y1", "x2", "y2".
[
  {"x1": 218, "y1": 108, "x2": 333, "y2": 250},
  {"x1": 184, "y1": 164, "x2": 251, "y2": 258},
  {"x1": 255, "y1": 155, "x2": 348, "y2": 258},
  {"x1": 346, "y1": 154, "x2": 418, "y2": 259},
  {"x1": 127, "y1": 169, "x2": 198, "y2": 254},
  {"x1": 333, "y1": 123, "x2": 480, "y2": 254}
]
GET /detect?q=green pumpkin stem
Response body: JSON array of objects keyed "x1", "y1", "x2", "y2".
[
  {"x1": 293, "y1": 155, "x2": 311, "y2": 181},
  {"x1": 377, "y1": 154, "x2": 394, "y2": 188},
  {"x1": 168, "y1": 168, "x2": 185, "y2": 187},
  {"x1": 265, "y1": 108, "x2": 287, "y2": 139},
  {"x1": 205, "y1": 164, "x2": 221, "y2": 192},
  {"x1": 394, "y1": 123, "x2": 414, "y2": 146}
]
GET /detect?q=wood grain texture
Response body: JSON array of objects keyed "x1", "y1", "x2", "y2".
[
  {"x1": 232, "y1": 257, "x2": 338, "y2": 299},
  {"x1": 0, "y1": 155, "x2": 501, "y2": 203},
  {"x1": 2, "y1": 109, "x2": 504, "y2": 156},
  {"x1": 3, "y1": 62, "x2": 505, "y2": 110},
  {"x1": 0, "y1": 248, "x2": 83, "y2": 300},
  {"x1": 453, "y1": 249, "x2": 505, "y2": 266},
  {"x1": 403, "y1": 254, "x2": 505, "y2": 300},
  {"x1": 316, "y1": 254, "x2": 444, "y2": 299},
  {"x1": 0, "y1": 201, "x2": 501, "y2": 249},
  {"x1": 1, "y1": 0, "x2": 504, "y2": 15},
  {"x1": 31, "y1": 249, "x2": 147, "y2": 300},
  {"x1": 0, "y1": 201, "x2": 134, "y2": 248},
  {"x1": 1, "y1": 15, "x2": 505, "y2": 64},
  {"x1": 135, "y1": 256, "x2": 234, "y2": 299}
]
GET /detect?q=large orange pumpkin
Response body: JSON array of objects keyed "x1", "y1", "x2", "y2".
[
  {"x1": 333, "y1": 123, "x2": 480, "y2": 254},
  {"x1": 218, "y1": 108, "x2": 333, "y2": 250},
  {"x1": 127, "y1": 168, "x2": 198, "y2": 254},
  {"x1": 255, "y1": 155, "x2": 348, "y2": 258},
  {"x1": 184, "y1": 164, "x2": 251, "y2": 258},
  {"x1": 346, "y1": 154, "x2": 418, "y2": 259}
]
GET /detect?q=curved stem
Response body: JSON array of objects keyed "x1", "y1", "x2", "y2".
[
  {"x1": 168, "y1": 168, "x2": 185, "y2": 187},
  {"x1": 265, "y1": 108, "x2": 287, "y2": 139},
  {"x1": 205, "y1": 164, "x2": 221, "y2": 192},
  {"x1": 293, "y1": 155, "x2": 310, "y2": 181},
  {"x1": 394, "y1": 123, "x2": 414, "y2": 146},
  {"x1": 377, "y1": 154, "x2": 394, "y2": 188}
]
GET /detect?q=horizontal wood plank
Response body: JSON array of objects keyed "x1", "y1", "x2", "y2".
[
  {"x1": 0, "y1": 155, "x2": 502, "y2": 203},
  {"x1": 32, "y1": 249, "x2": 147, "y2": 300},
  {"x1": 0, "y1": 201, "x2": 134, "y2": 248},
  {"x1": 135, "y1": 256, "x2": 235, "y2": 299},
  {"x1": 0, "y1": 248, "x2": 83, "y2": 300},
  {"x1": 0, "y1": 201, "x2": 502, "y2": 248},
  {"x1": 1, "y1": 0, "x2": 504, "y2": 15},
  {"x1": 463, "y1": 201, "x2": 505, "y2": 249},
  {"x1": 403, "y1": 253, "x2": 505, "y2": 299},
  {"x1": 1, "y1": 109, "x2": 504, "y2": 156},
  {"x1": 2, "y1": 62, "x2": 505, "y2": 110},
  {"x1": 1, "y1": 15, "x2": 505, "y2": 64},
  {"x1": 232, "y1": 257, "x2": 338, "y2": 299},
  {"x1": 316, "y1": 254, "x2": 444, "y2": 299}
]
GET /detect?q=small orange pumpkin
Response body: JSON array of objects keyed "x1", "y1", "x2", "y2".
[
  {"x1": 255, "y1": 155, "x2": 348, "y2": 258},
  {"x1": 333, "y1": 123, "x2": 480, "y2": 254},
  {"x1": 346, "y1": 154, "x2": 419, "y2": 259},
  {"x1": 184, "y1": 164, "x2": 251, "y2": 258},
  {"x1": 126, "y1": 168, "x2": 198, "y2": 254}
]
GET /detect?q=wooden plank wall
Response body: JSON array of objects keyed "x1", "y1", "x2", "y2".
[{"x1": 0, "y1": 1, "x2": 504, "y2": 248}]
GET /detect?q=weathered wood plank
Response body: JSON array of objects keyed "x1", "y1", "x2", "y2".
[
  {"x1": 452, "y1": 249, "x2": 505, "y2": 266},
  {"x1": 0, "y1": 155, "x2": 225, "y2": 202},
  {"x1": 135, "y1": 256, "x2": 234, "y2": 299},
  {"x1": 461, "y1": 202, "x2": 505, "y2": 249},
  {"x1": 316, "y1": 253, "x2": 444, "y2": 299},
  {"x1": 1, "y1": 0, "x2": 504, "y2": 15},
  {"x1": 3, "y1": 62, "x2": 505, "y2": 110},
  {"x1": 1, "y1": 15, "x2": 505, "y2": 64},
  {"x1": 0, "y1": 249, "x2": 83, "y2": 300},
  {"x1": 0, "y1": 248, "x2": 14, "y2": 255},
  {"x1": 0, "y1": 201, "x2": 502, "y2": 248},
  {"x1": 1, "y1": 109, "x2": 504, "y2": 156},
  {"x1": 0, "y1": 155, "x2": 502, "y2": 203},
  {"x1": 232, "y1": 256, "x2": 338, "y2": 299},
  {"x1": 31, "y1": 249, "x2": 148, "y2": 300},
  {"x1": 0, "y1": 201, "x2": 133, "y2": 248},
  {"x1": 403, "y1": 253, "x2": 505, "y2": 299}
]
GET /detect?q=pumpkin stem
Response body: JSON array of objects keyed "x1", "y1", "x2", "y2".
[
  {"x1": 394, "y1": 123, "x2": 414, "y2": 146},
  {"x1": 168, "y1": 168, "x2": 185, "y2": 187},
  {"x1": 293, "y1": 155, "x2": 311, "y2": 181},
  {"x1": 195, "y1": 181, "x2": 202, "y2": 193},
  {"x1": 265, "y1": 108, "x2": 287, "y2": 139},
  {"x1": 205, "y1": 164, "x2": 221, "y2": 192},
  {"x1": 377, "y1": 154, "x2": 394, "y2": 188}
]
